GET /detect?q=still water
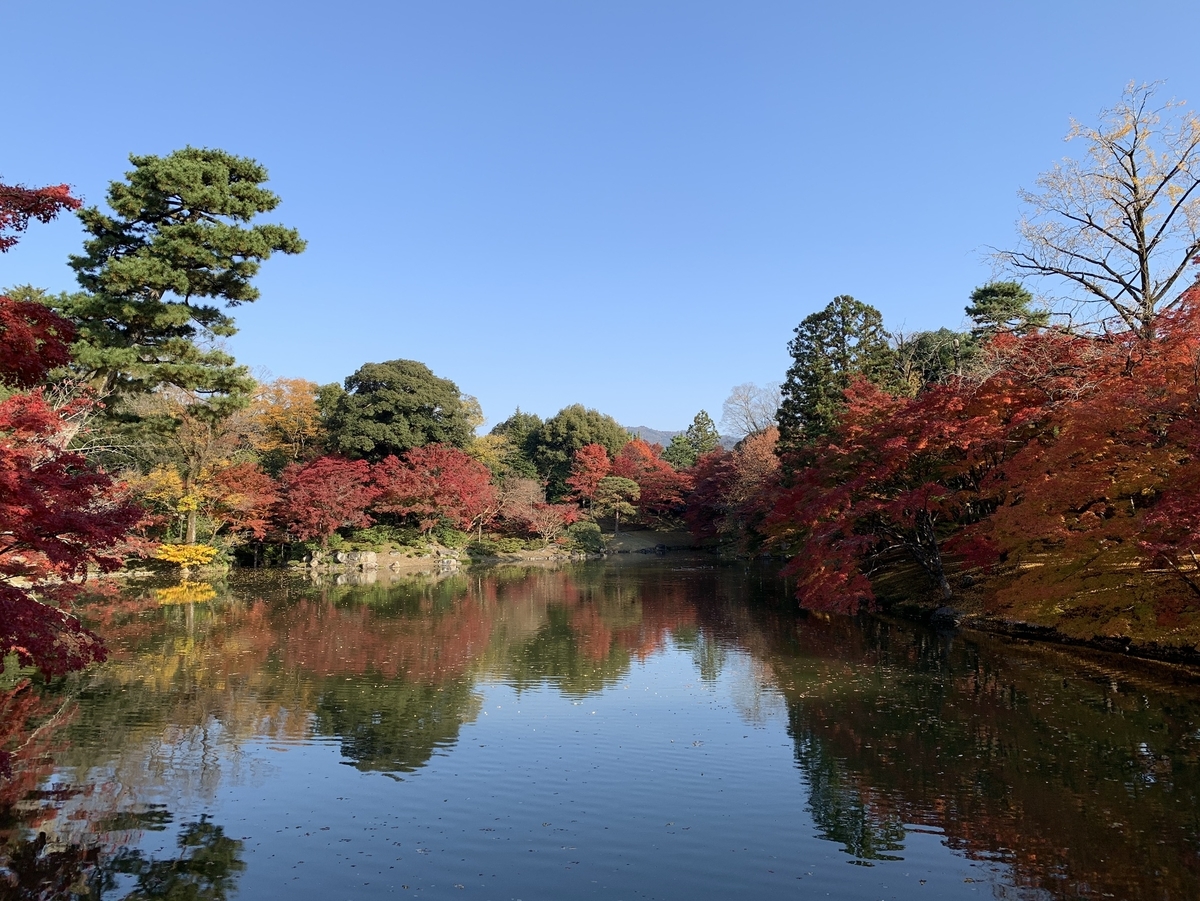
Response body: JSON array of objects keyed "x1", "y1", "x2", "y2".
[{"x1": 3, "y1": 559, "x2": 1200, "y2": 900}]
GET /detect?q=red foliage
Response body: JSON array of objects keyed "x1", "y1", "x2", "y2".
[
  {"x1": 566, "y1": 443, "x2": 611, "y2": 503},
  {"x1": 767, "y1": 328, "x2": 1105, "y2": 612},
  {"x1": 0, "y1": 392, "x2": 142, "y2": 674},
  {"x1": 683, "y1": 449, "x2": 735, "y2": 539},
  {"x1": 275, "y1": 456, "x2": 377, "y2": 545},
  {"x1": 209, "y1": 462, "x2": 280, "y2": 540},
  {"x1": 373, "y1": 444, "x2": 497, "y2": 534},
  {"x1": 0, "y1": 181, "x2": 80, "y2": 253},
  {"x1": 610, "y1": 438, "x2": 692, "y2": 525},
  {"x1": 0, "y1": 297, "x2": 77, "y2": 389},
  {"x1": 682, "y1": 429, "x2": 781, "y2": 548},
  {"x1": 0, "y1": 177, "x2": 143, "y2": 675}
]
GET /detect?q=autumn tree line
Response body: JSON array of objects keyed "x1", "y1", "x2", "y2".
[{"x1": 4, "y1": 83, "x2": 1200, "y2": 676}]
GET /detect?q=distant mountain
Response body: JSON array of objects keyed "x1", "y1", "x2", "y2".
[
  {"x1": 623, "y1": 426, "x2": 679, "y2": 447},
  {"x1": 623, "y1": 426, "x2": 738, "y2": 451}
]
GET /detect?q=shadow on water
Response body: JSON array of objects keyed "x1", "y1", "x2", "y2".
[{"x1": 1, "y1": 559, "x2": 1199, "y2": 898}]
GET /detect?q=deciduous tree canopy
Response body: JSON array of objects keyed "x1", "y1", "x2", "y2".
[{"x1": 998, "y1": 82, "x2": 1200, "y2": 340}]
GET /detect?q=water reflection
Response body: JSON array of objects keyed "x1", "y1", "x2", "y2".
[
  {"x1": 1, "y1": 562, "x2": 1199, "y2": 899},
  {"x1": 1, "y1": 814, "x2": 244, "y2": 900}
]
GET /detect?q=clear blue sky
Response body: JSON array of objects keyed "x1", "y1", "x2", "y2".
[{"x1": 6, "y1": 1, "x2": 1200, "y2": 430}]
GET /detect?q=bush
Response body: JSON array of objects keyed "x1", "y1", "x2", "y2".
[
  {"x1": 348, "y1": 524, "x2": 420, "y2": 548},
  {"x1": 495, "y1": 536, "x2": 527, "y2": 553},
  {"x1": 466, "y1": 539, "x2": 502, "y2": 558},
  {"x1": 567, "y1": 521, "x2": 605, "y2": 553},
  {"x1": 434, "y1": 524, "x2": 470, "y2": 548},
  {"x1": 155, "y1": 543, "x2": 220, "y2": 569}
]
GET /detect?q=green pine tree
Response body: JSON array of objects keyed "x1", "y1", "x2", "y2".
[{"x1": 61, "y1": 147, "x2": 305, "y2": 410}]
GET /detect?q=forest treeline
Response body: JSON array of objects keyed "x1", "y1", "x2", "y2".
[{"x1": 4, "y1": 83, "x2": 1200, "y2": 675}]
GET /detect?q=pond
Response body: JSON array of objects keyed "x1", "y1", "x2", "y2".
[{"x1": 3, "y1": 559, "x2": 1200, "y2": 900}]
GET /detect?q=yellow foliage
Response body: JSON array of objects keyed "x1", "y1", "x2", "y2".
[
  {"x1": 127, "y1": 466, "x2": 186, "y2": 512},
  {"x1": 467, "y1": 433, "x2": 509, "y2": 474},
  {"x1": 252, "y1": 377, "x2": 323, "y2": 461},
  {"x1": 155, "y1": 543, "x2": 219, "y2": 568},
  {"x1": 156, "y1": 581, "x2": 218, "y2": 605}
]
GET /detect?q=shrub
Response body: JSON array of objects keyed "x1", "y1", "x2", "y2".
[
  {"x1": 466, "y1": 539, "x2": 502, "y2": 558},
  {"x1": 567, "y1": 521, "x2": 605, "y2": 553},
  {"x1": 348, "y1": 524, "x2": 420, "y2": 548},
  {"x1": 154, "y1": 543, "x2": 219, "y2": 569},
  {"x1": 434, "y1": 524, "x2": 470, "y2": 548}
]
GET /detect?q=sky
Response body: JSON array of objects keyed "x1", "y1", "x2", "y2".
[{"x1": 5, "y1": 1, "x2": 1200, "y2": 431}]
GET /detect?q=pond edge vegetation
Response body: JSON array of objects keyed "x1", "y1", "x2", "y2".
[{"x1": 5, "y1": 84, "x2": 1200, "y2": 675}]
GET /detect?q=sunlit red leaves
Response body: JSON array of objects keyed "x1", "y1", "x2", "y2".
[
  {"x1": 0, "y1": 181, "x2": 80, "y2": 252},
  {"x1": 0, "y1": 297, "x2": 77, "y2": 389},
  {"x1": 759, "y1": 292, "x2": 1200, "y2": 622},
  {"x1": 275, "y1": 456, "x2": 376, "y2": 545},
  {"x1": 566, "y1": 443, "x2": 611, "y2": 503},
  {"x1": 683, "y1": 429, "x2": 780, "y2": 548},
  {"x1": 0, "y1": 391, "x2": 142, "y2": 674},
  {"x1": 766, "y1": 332, "x2": 1108, "y2": 612},
  {"x1": 610, "y1": 438, "x2": 692, "y2": 525},
  {"x1": 373, "y1": 444, "x2": 498, "y2": 533},
  {"x1": 209, "y1": 462, "x2": 280, "y2": 540}
]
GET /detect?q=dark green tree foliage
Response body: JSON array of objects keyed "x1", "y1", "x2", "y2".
[
  {"x1": 777, "y1": 295, "x2": 895, "y2": 455},
  {"x1": 312, "y1": 675, "x2": 478, "y2": 774},
  {"x1": 662, "y1": 410, "x2": 722, "y2": 469},
  {"x1": 894, "y1": 327, "x2": 972, "y2": 393},
  {"x1": 101, "y1": 817, "x2": 246, "y2": 901},
  {"x1": 489, "y1": 408, "x2": 543, "y2": 479},
  {"x1": 62, "y1": 147, "x2": 305, "y2": 410},
  {"x1": 528, "y1": 404, "x2": 629, "y2": 498},
  {"x1": 326, "y1": 359, "x2": 472, "y2": 461},
  {"x1": 966, "y1": 281, "x2": 1050, "y2": 339}
]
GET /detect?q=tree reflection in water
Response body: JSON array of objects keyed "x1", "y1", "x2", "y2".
[
  {"x1": 1, "y1": 813, "x2": 244, "y2": 900},
  {"x1": 1, "y1": 562, "x2": 1199, "y2": 899}
]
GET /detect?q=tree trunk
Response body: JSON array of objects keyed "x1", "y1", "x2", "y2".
[{"x1": 911, "y1": 510, "x2": 952, "y2": 600}]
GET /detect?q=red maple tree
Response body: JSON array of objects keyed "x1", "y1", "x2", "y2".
[
  {"x1": 275, "y1": 456, "x2": 377, "y2": 546},
  {"x1": 208, "y1": 462, "x2": 280, "y2": 541},
  {"x1": 0, "y1": 182, "x2": 142, "y2": 675},
  {"x1": 0, "y1": 180, "x2": 80, "y2": 253},
  {"x1": 373, "y1": 444, "x2": 498, "y2": 536},
  {"x1": 0, "y1": 296, "x2": 77, "y2": 389},
  {"x1": 610, "y1": 438, "x2": 692, "y2": 526},
  {"x1": 1, "y1": 381, "x2": 143, "y2": 675},
  {"x1": 766, "y1": 327, "x2": 1102, "y2": 612},
  {"x1": 565, "y1": 443, "x2": 611, "y2": 508}
]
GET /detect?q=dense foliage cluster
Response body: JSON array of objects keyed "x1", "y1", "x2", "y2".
[{"x1": 6, "y1": 84, "x2": 1200, "y2": 675}]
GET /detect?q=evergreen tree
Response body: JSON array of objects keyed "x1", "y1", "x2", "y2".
[
  {"x1": 777, "y1": 295, "x2": 895, "y2": 458},
  {"x1": 489, "y1": 408, "x2": 544, "y2": 479},
  {"x1": 60, "y1": 147, "x2": 305, "y2": 411},
  {"x1": 893, "y1": 327, "x2": 972, "y2": 393},
  {"x1": 966, "y1": 281, "x2": 1049, "y2": 339},
  {"x1": 528, "y1": 404, "x2": 629, "y2": 499},
  {"x1": 662, "y1": 410, "x2": 722, "y2": 469},
  {"x1": 325, "y1": 359, "x2": 473, "y2": 462}
]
